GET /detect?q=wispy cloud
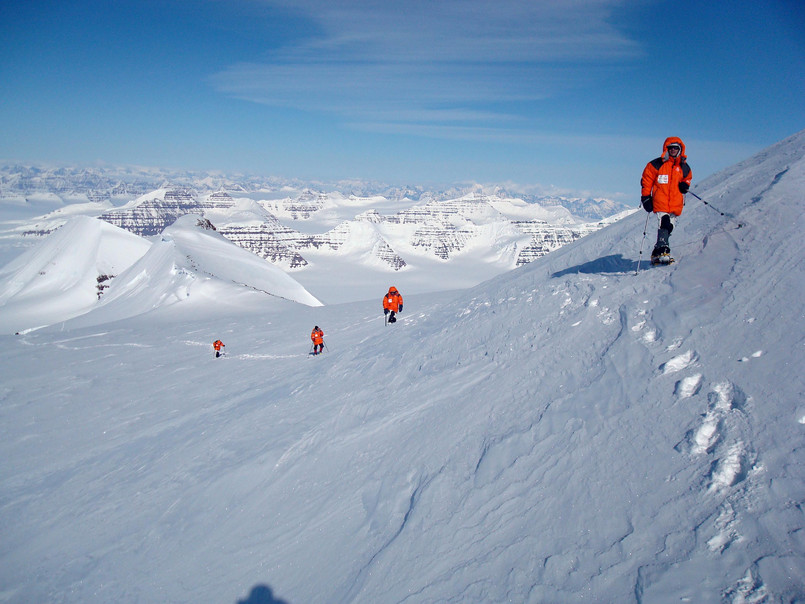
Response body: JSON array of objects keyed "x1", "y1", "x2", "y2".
[
  {"x1": 263, "y1": 0, "x2": 639, "y2": 63},
  {"x1": 210, "y1": 0, "x2": 641, "y2": 135}
]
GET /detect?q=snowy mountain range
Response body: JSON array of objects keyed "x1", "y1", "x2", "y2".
[
  {"x1": 0, "y1": 168, "x2": 632, "y2": 307},
  {"x1": 0, "y1": 163, "x2": 629, "y2": 220},
  {"x1": 1, "y1": 130, "x2": 804, "y2": 602}
]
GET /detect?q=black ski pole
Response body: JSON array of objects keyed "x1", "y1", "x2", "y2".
[{"x1": 688, "y1": 191, "x2": 743, "y2": 227}]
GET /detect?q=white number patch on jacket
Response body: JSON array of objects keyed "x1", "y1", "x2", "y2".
[{"x1": 657, "y1": 175, "x2": 670, "y2": 184}]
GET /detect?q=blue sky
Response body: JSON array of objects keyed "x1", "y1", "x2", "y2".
[{"x1": 1, "y1": 0, "x2": 803, "y2": 199}]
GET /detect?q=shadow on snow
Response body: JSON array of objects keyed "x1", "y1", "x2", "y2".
[
  {"x1": 551, "y1": 254, "x2": 644, "y2": 278},
  {"x1": 236, "y1": 584, "x2": 289, "y2": 604}
]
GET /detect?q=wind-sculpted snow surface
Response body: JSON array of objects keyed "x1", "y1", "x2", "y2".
[{"x1": 0, "y1": 131, "x2": 804, "y2": 602}]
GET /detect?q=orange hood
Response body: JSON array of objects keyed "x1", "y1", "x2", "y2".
[{"x1": 663, "y1": 137, "x2": 687, "y2": 161}]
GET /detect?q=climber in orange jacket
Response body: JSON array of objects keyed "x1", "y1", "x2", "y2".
[
  {"x1": 213, "y1": 339, "x2": 225, "y2": 358},
  {"x1": 641, "y1": 136, "x2": 692, "y2": 264},
  {"x1": 383, "y1": 287, "x2": 403, "y2": 324},
  {"x1": 310, "y1": 326, "x2": 324, "y2": 355}
]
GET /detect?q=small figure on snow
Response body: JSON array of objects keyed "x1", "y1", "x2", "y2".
[
  {"x1": 213, "y1": 339, "x2": 225, "y2": 358},
  {"x1": 383, "y1": 286, "x2": 403, "y2": 324},
  {"x1": 310, "y1": 326, "x2": 324, "y2": 355},
  {"x1": 641, "y1": 137, "x2": 692, "y2": 264}
]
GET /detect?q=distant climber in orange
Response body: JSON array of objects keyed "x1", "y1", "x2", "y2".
[
  {"x1": 383, "y1": 286, "x2": 403, "y2": 324},
  {"x1": 310, "y1": 325, "x2": 324, "y2": 355},
  {"x1": 213, "y1": 339, "x2": 225, "y2": 358}
]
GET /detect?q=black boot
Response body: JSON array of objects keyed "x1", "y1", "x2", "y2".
[{"x1": 651, "y1": 215, "x2": 674, "y2": 264}]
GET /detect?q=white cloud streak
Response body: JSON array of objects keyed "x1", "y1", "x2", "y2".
[{"x1": 210, "y1": 0, "x2": 641, "y2": 134}]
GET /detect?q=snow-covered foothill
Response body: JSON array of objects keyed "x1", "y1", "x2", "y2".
[
  {"x1": 0, "y1": 213, "x2": 322, "y2": 333},
  {"x1": 0, "y1": 215, "x2": 150, "y2": 332},
  {"x1": 65, "y1": 214, "x2": 322, "y2": 329}
]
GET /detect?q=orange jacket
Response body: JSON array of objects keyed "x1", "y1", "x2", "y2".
[
  {"x1": 383, "y1": 287, "x2": 403, "y2": 312},
  {"x1": 213, "y1": 340, "x2": 224, "y2": 351},
  {"x1": 310, "y1": 328, "x2": 324, "y2": 345},
  {"x1": 641, "y1": 137, "x2": 692, "y2": 216}
]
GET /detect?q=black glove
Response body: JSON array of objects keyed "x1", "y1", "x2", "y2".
[
  {"x1": 678, "y1": 182, "x2": 689, "y2": 194},
  {"x1": 641, "y1": 195, "x2": 653, "y2": 212},
  {"x1": 384, "y1": 308, "x2": 389, "y2": 315},
  {"x1": 398, "y1": 305, "x2": 403, "y2": 312}
]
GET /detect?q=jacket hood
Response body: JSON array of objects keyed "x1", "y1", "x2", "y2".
[
  {"x1": 663, "y1": 136, "x2": 686, "y2": 159},
  {"x1": 388, "y1": 287, "x2": 398, "y2": 293}
]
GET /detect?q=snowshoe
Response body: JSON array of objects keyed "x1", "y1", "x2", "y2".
[
  {"x1": 650, "y1": 252, "x2": 675, "y2": 265},
  {"x1": 650, "y1": 246, "x2": 674, "y2": 265}
]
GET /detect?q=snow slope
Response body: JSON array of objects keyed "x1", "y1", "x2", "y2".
[
  {"x1": 0, "y1": 214, "x2": 322, "y2": 333},
  {"x1": 79, "y1": 214, "x2": 323, "y2": 321},
  {"x1": 0, "y1": 216, "x2": 150, "y2": 332},
  {"x1": 0, "y1": 131, "x2": 804, "y2": 603}
]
